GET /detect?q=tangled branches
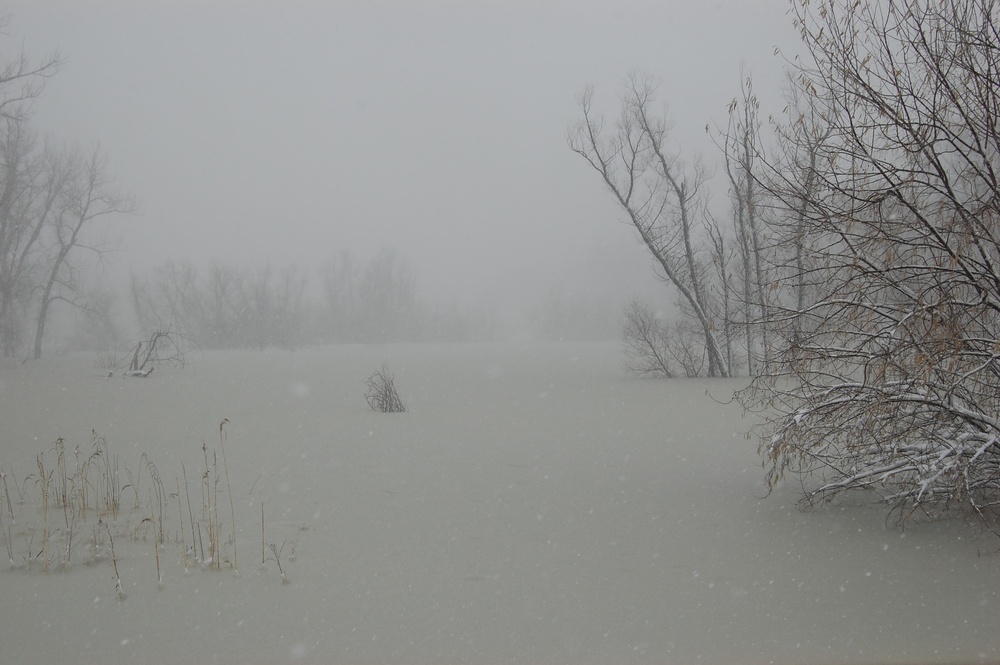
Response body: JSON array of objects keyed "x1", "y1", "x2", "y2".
[{"x1": 364, "y1": 364, "x2": 406, "y2": 413}]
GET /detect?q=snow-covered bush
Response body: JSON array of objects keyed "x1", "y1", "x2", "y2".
[{"x1": 739, "y1": 0, "x2": 1000, "y2": 527}]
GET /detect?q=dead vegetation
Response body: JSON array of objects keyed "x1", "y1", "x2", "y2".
[{"x1": 364, "y1": 363, "x2": 406, "y2": 413}]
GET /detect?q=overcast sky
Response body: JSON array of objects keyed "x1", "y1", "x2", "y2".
[{"x1": 5, "y1": 0, "x2": 795, "y2": 312}]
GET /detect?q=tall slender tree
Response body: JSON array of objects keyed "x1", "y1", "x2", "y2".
[
  {"x1": 32, "y1": 144, "x2": 134, "y2": 359},
  {"x1": 569, "y1": 74, "x2": 730, "y2": 377},
  {"x1": 0, "y1": 29, "x2": 61, "y2": 356}
]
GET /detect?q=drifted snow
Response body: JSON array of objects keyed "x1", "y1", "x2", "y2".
[{"x1": 0, "y1": 341, "x2": 996, "y2": 664}]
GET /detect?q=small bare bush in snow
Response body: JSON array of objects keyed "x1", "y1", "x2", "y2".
[{"x1": 364, "y1": 364, "x2": 406, "y2": 413}]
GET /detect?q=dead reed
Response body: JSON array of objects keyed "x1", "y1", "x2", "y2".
[{"x1": 0, "y1": 420, "x2": 293, "y2": 597}]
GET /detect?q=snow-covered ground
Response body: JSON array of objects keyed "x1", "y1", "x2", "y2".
[{"x1": 0, "y1": 341, "x2": 996, "y2": 664}]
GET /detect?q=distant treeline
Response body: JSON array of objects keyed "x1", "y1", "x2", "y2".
[{"x1": 127, "y1": 248, "x2": 503, "y2": 350}]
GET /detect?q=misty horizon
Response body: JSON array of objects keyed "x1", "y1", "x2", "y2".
[{"x1": 2, "y1": 0, "x2": 794, "y2": 342}]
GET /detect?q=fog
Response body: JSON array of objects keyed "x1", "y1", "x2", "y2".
[
  {"x1": 6, "y1": 0, "x2": 793, "y2": 335},
  {"x1": 4, "y1": 4, "x2": 1000, "y2": 663}
]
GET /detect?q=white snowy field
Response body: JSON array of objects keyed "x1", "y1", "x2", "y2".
[{"x1": 0, "y1": 341, "x2": 997, "y2": 665}]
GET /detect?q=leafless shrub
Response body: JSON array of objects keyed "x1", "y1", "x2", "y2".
[
  {"x1": 622, "y1": 300, "x2": 673, "y2": 377},
  {"x1": 364, "y1": 364, "x2": 406, "y2": 413},
  {"x1": 623, "y1": 300, "x2": 709, "y2": 378},
  {"x1": 95, "y1": 335, "x2": 121, "y2": 370}
]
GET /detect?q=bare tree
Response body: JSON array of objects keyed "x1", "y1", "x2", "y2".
[
  {"x1": 755, "y1": 72, "x2": 832, "y2": 351},
  {"x1": 0, "y1": 118, "x2": 42, "y2": 356},
  {"x1": 322, "y1": 248, "x2": 421, "y2": 343},
  {"x1": 705, "y1": 214, "x2": 739, "y2": 373},
  {"x1": 123, "y1": 330, "x2": 189, "y2": 376},
  {"x1": 569, "y1": 74, "x2": 729, "y2": 376},
  {"x1": 719, "y1": 73, "x2": 772, "y2": 374},
  {"x1": 234, "y1": 263, "x2": 275, "y2": 351},
  {"x1": 0, "y1": 15, "x2": 61, "y2": 122},
  {"x1": 129, "y1": 260, "x2": 204, "y2": 342},
  {"x1": 0, "y1": 23, "x2": 64, "y2": 356},
  {"x1": 132, "y1": 260, "x2": 307, "y2": 351},
  {"x1": 236, "y1": 262, "x2": 307, "y2": 350},
  {"x1": 32, "y1": 144, "x2": 134, "y2": 359},
  {"x1": 203, "y1": 262, "x2": 238, "y2": 347},
  {"x1": 622, "y1": 299, "x2": 673, "y2": 377},
  {"x1": 272, "y1": 264, "x2": 307, "y2": 349},
  {"x1": 322, "y1": 249, "x2": 358, "y2": 342},
  {"x1": 740, "y1": 0, "x2": 1000, "y2": 525},
  {"x1": 68, "y1": 278, "x2": 123, "y2": 358},
  {"x1": 358, "y1": 248, "x2": 419, "y2": 342}
]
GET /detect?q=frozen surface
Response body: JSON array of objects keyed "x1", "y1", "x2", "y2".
[{"x1": 0, "y1": 341, "x2": 997, "y2": 664}]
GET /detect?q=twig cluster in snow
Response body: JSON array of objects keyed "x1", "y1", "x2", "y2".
[{"x1": 364, "y1": 364, "x2": 406, "y2": 413}]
